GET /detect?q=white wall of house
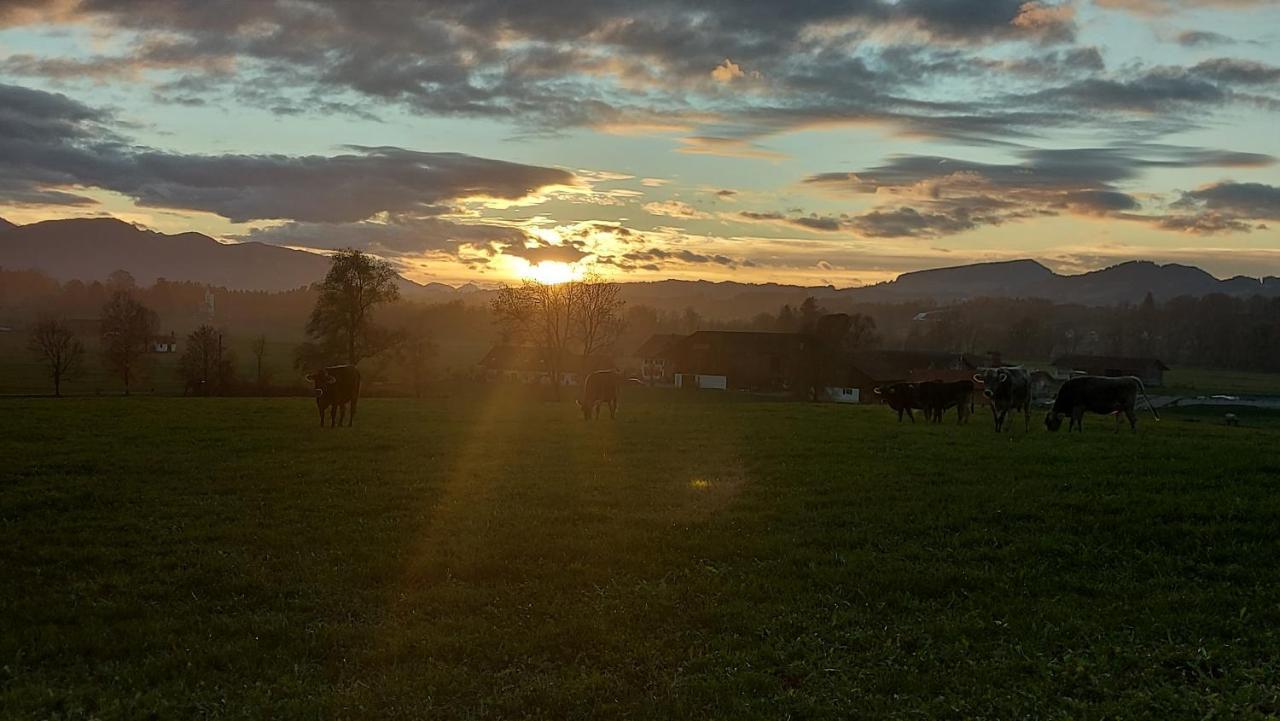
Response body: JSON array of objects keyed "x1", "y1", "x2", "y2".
[{"x1": 825, "y1": 387, "x2": 861, "y2": 404}]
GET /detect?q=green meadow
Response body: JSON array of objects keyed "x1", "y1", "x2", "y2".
[{"x1": 3, "y1": 389, "x2": 1279, "y2": 719}]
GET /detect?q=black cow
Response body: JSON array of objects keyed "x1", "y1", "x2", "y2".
[
  {"x1": 305, "y1": 365, "x2": 361, "y2": 427},
  {"x1": 917, "y1": 380, "x2": 975, "y2": 424},
  {"x1": 974, "y1": 366, "x2": 1032, "y2": 432},
  {"x1": 1045, "y1": 375, "x2": 1159, "y2": 433},
  {"x1": 873, "y1": 382, "x2": 924, "y2": 423},
  {"x1": 577, "y1": 369, "x2": 638, "y2": 420}
]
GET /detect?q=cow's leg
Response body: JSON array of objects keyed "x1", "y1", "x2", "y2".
[
  {"x1": 348, "y1": 397, "x2": 357, "y2": 427},
  {"x1": 990, "y1": 404, "x2": 1000, "y2": 431},
  {"x1": 337, "y1": 403, "x2": 346, "y2": 427},
  {"x1": 906, "y1": 408, "x2": 916, "y2": 424},
  {"x1": 318, "y1": 405, "x2": 325, "y2": 427},
  {"x1": 1125, "y1": 407, "x2": 1138, "y2": 432},
  {"x1": 609, "y1": 399, "x2": 617, "y2": 419},
  {"x1": 329, "y1": 405, "x2": 337, "y2": 428}
]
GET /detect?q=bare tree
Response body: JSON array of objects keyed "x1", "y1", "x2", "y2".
[
  {"x1": 250, "y1": 334, "x2": 270, "y2": 390},
  {"x1": 28, "y1": 318, "x2": 85, "y2": 396},
  {"x1": 492, "y1": 280, "x2": 577, "y2": 396},
  {"x1": 100, "y1": 290, "x2": 158, "y2": 395},
  {"x1": 305, "y1": 248, "x2": 400, "y2": 365},
  {"x1": 179, "y1": 325, "x2": 236, "y2": 395},
  {"x1": 572, "y1": 275, "x2": 626, "y2": 365}
]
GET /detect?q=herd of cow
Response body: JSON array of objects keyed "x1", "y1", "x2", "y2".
[
  {"x1": 302, "y1": 364, "x2": 1160, "y2": 433},
  {"x1": 874, "y1": 367, "x2": 1161, "y2": 433}
]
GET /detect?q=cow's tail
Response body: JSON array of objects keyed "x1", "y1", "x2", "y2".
[{"x1": 1135, "y1": 377, "x2": 1160, "y2": 421}]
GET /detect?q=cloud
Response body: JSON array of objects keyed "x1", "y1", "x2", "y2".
[
  {"x1": 643, "y1": 199, "x2": 713, "y2": 219},
  {"x1": 1175, "y1": 30, "x2": 1237, "y2": 46},
  {"x1": 1173, "y1": 181, "x2": 1280, "y2": 224},
  {"x1": 801, "y1": 145, "x2": 1274, "y2": 237},
  {"x1": 0, "y1": 83, "x2": 577, "y2": 223},
  {"x1": 711, "y1": 58, "x2": 747, "y2": 83}
]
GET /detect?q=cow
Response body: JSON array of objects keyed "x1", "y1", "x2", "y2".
[
  {"x1": 305, "y1": 365, "x2": 361, "y2": 427},
  {"x1": 577, "y1": 369, "x2": 639, "y2": 420},
  {"x1": 974, "y1": 366, "x2": 1032, "y2": 432},
  {"x1": 1044, "y1": 375, "x2": 1159, "y2": 433},
  {"x1": 873, "y1": 382, "x2": 924, "y2": 423},
  {"x1": 916, "y1": 380, "x2": 975, "y2": 424}
]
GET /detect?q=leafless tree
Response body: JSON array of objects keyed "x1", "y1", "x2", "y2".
[
  {"x1": 100, "y1": 290, "x2": 158, "y2": 395},
  {"x1": 250, "y1": 334, "x2": 270, "y2": 390},
  {"x1": 28, "y1": 318, "x2": 85, "y2": 397},
  {"x1": 491, "y1": 276, "x2": 626, "y2": 396},
  {"x1": 492, "y1": 280, "x2": 577, "y2": 395},
  {"x1": 572, "y1": 274, "x2": 626, "y2": 365}
]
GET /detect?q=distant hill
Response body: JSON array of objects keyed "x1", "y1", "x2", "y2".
[
  {"x1": 4, "y1": 216, "x2": 1280, "y2": 310},
  {"x1": 834, "y1": 259, "x2": 1280, "y2": 306},
  {"x1": 0, "y1": 217, "x2": 449, "y2": 298}
]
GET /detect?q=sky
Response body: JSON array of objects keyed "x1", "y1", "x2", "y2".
[{"x1": 1, "y1": 0, "x2": 1278, "y2": 288}]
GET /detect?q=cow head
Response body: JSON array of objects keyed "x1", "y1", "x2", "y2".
[
  {"x1": 575, "y1": 398, "x2": 591, "y2": 421},
  {"x1": 305, "y1": 369, "x2": 337, "y2": 403},
  {"x1": 1044, "y1": 412, "x2": 1064, "y2": 432},
  {"x1": 977, "y1": 369, "x2": 1007, "y2": 399}
]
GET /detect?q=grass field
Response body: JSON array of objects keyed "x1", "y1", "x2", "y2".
[{"x1": 3, "y1": 389, "x2": 1280, "y2": 719}]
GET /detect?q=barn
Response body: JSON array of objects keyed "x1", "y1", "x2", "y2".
[{"x1": 1050, "y1": 355, "x2": 1169, "y2": 387}]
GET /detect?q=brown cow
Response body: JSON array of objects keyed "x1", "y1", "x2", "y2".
[
  {"x1": 305, "y1": 365, "x2": 361, "y2": 427},
  {"x1": 577, "y1": 369, "x2": 638, "y2": 420}
]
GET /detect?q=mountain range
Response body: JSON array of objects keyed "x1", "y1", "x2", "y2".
[{"x1": 4, "y1": 216, "x2": 1280, "y2": 314}]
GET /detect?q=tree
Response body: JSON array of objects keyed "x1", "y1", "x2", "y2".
[
  {"x1": 250, "y1": 334, "x2": 270, "y2": 390},
  {"x1": 305, "y1": 249, "x2": 400, "y2": 366},
  {"x1": 492, "y1": 280, "x2": 577, "y2": 395},
  {"x1": 107, "y1": 269, "x2": 136, "y2": 292},
  {"x1": 178, "y1": 325, "x2": 237, "y2": 395},
  {"x1": 100, "y1": 290, "x2": 158, "y2": 395},
  {"x1": 573, "y1": 275, "x2": 626, "y2": 364},
  {"x1": 28, "y1": 318, "x2": 85, "y2": 396},
  {"x1": 490, "y1": 276, "x2": 625, "y2": 397}
]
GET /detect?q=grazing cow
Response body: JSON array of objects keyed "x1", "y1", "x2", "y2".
[
  {"x1": 305, "y1": 365, "x2": 361, "y2": 427},
  {"x1": 577, "y1": 369, "x2": 638, "y2": 420},
  {"x1": 1044, "y1": 375, "x2": 1159, "y2": 433},
  {"x1": 917, "y1": 380, "x2": 975, "y2": 424},
  {"x1": 873, "y1": 382, "x2": 924, "y2": 423},
  {"x1": 974, "y1": 366, "x2": 1032, "y2": 432}
]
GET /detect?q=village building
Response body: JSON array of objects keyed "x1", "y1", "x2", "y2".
[
  {"x1": 1050, "y1": 354, "x2": 1169, "y2": 387},
  {"x1": 650, "y1": 330, "x2": 808, "y2": 392}
]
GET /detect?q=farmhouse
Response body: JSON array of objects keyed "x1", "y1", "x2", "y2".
[
  {"x1": 634, "y1": 333, "x2": 684, "y2": 385},
  {"x1": 660, "y1": 330, "x2": 808, "y2": 391},
  {"x1": 1050, "y1": 354, "x2": 1169, "y2": 387},
  {"x1": 478, "y1": 344, "x2": 614, "y2": 386},
  {"x1": 149, "y1": 332, "x2": 178, "y2": 353}
]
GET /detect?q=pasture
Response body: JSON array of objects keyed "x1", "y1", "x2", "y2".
[{"x1": 3, "y1": 389, "x2": 1280, "y2": 719}]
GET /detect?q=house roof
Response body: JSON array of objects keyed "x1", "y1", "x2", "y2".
[
  {"x1": 479, "y1": 344, "x2": 614, "y2": 372},
  {"x1": 1051, "y1": 354, "x2": 1169, "y2": 371},
  {"x1": 635, "y1": 333, "x2": 684, "y2": 357}
]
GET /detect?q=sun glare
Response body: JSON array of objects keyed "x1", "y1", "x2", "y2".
[{"x1": 520, "y1": 260, "x2": 582, "y2": 285}]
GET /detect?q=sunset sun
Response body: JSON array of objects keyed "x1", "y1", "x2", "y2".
[{"x1": 520, "y1": 260, "x2": 583, "y2": 285}]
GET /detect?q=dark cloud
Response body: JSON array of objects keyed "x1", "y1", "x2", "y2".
[
  {"x1": 1176, "y1": 181, "x2": 1280, "y2": 219},
  {"x1": 0, "y1": 84, "x2": 576, "y2": 223},
  {"x1": 1175, "y1": 30, "x2": 1236, "y2": 46},
  {"x1": 236, "y1": 217, "x2": 528, "y2": 256},
  {"x1": 800, "y1": 145, "x2": 1272, "y2": 237},
  {"x1": 0, "y1": 0, "x2": 1095, "y2": 143}
]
